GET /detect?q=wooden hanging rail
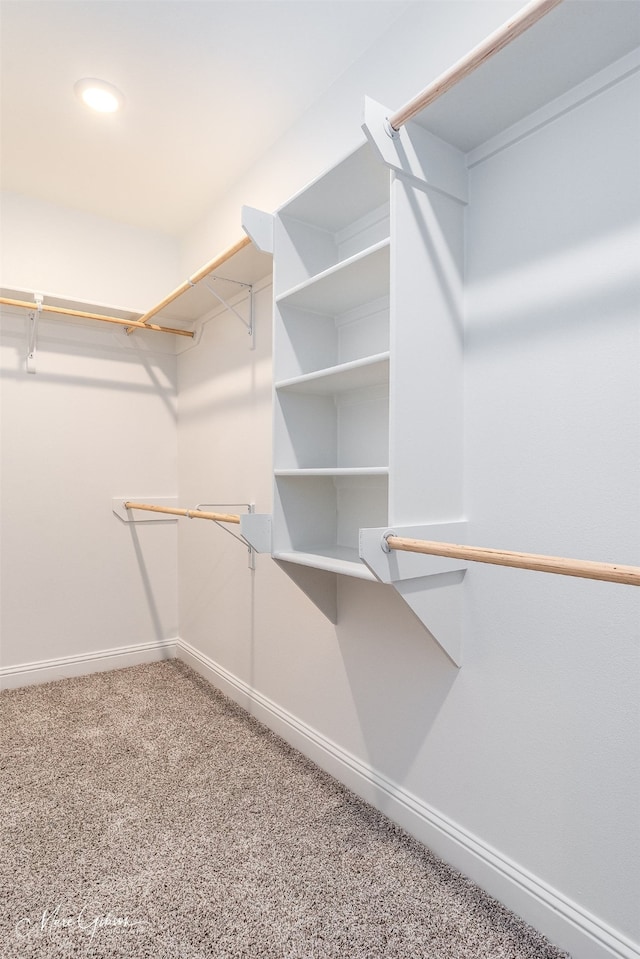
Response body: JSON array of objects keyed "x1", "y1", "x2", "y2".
[
  {"x1": 383, "y1": 535, "x2": 640, "y2": 587},
  {"x1": 388, "y1": 0, "x2": 564, "y2": 132},
  {"x1": 124, "y1": 502, "x2": 241, "y2": 524},
  {"x1": 0, "y1": 296, "x2": 194, "y2": 337},
  {"x1": 134, "y1": 235, "x2": 252, "y2": 328},
  {"x1": 2, "y1": 235, "x2": 255, "y2": 338}
]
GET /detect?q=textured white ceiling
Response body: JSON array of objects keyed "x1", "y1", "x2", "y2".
[{"x1": 0, "y1": 0, "x2": 411, "y2": 235}]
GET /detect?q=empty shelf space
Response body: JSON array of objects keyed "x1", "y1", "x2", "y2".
[
  {"x1": 272, "y1": 474, "x2": 388, "y2": 562},
  {"x1": 274, "y1": 295, "x2": 389, "y2": 382},
  {"x1": 276, "y1": 240, "x2": 390, "y2": 315},
  {"x1": 275, "y1": 384, "x2": 389, "y2": 471},
  {"x1": 279, "y1": 144, "x2": 390, "y2": 235},
  {"x1": 275, "y1": 352, "x2": 390, "y2": 394}
]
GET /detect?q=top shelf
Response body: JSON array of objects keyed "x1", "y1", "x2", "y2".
[
  {"x1": 408, "y1": 1, "x2": 640, "y2": 155},
  {"x1": 155, "y1": 242, "x2": 272, "y2": 325},
  {"x1": 0, "y1": 239, "x2": 273, "y2": 340},
  {"x1": 278, "y1": 144, "x2": 390, "y2": 233},
  {"x1": 274, "y1": 142, "x2": 390, "y2": 295}
]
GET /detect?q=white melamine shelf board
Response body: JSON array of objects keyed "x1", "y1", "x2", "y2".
[
  {"x1": 273, "y1": 548, "x2": 377, "y2": 581},
  {"x1": 276, "y1": 240, "x2": 390, "y2": 315},
  {"x1": 275, "y1": 352, "x2": 390, "y2": 395},
  {"x1": 410, "y1": 1, "x2": 640, "y2": 153},
  {"x1": 2, "y1": 241, "x2": 273, "y2": 334},
  {"x1": 278, "y1": 144, "x2": 389, "y2": 234},
  {"x1": 156, "y1": 244, "x2": 272, "y2": 324},
  {"x1": 1, "y1": 286, "x2": 144, "y2": 326},
  {"x1": 274, "y1": 467, "x2": 388, "y2": 477}
]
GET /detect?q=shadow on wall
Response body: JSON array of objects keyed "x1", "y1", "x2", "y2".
[
  {"x1": 465, "y1": 222, "x2": 639, "y2": 356},
  {"x1": 127, "y1": 522, "x2": 169, "y2": 644},
  {"x1": 335, "y1": 576, "x2": 458, "y2": 798},
  {"x1": 1, "y1": 317, "x2": 177, "y2": 423}
]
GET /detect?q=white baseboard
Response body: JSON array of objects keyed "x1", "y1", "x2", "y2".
[
  {"x1": 0, "y1": 638, "x2": 177, "y2": 690},
  {"x1": 176, "y1": 637, "x2": 639, "y2": 959}
]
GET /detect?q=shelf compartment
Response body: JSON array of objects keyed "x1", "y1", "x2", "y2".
[
  {"x1": 276, "y1": 352, "x2": 389, "y2": 395},
  {"x1": 275, "y1": 383, "x2": 389, "y2": 470},
  {"x1": 273, "y1": 473, "x2": 388, "y2": 572},
  {"x1": 276, "y1": 240, "x2": 390, "y2": 315},
  {"x1": 275, "y1": 144, "x2": 390, "y2": 293},
  {"x1": 275, "y1": 295, "x2": 389, "y2": 382}
]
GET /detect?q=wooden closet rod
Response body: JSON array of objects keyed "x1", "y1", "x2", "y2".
[
  {"x1": 388, "y1": 0, "x2": 564, "y2": 131},
  {"x1": 0, "y1": 296, "x2": 194, "y2": 338},
  {"x1": 124, "y1": 502, "x2": 241, "y2": 524},
  {"x1": 135, "y1": 235, "x2": 252, "y2": 327},
  {"x1": 384, "y1": 536, "x2": 640, "y2": 587}
]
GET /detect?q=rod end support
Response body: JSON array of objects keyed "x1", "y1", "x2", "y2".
[
  {"x1": 384, "y1": 118, "x2": 400, "y2": 139},
  {"x1": 381, "y1": 530, "x2": 397, "y2": 553}
]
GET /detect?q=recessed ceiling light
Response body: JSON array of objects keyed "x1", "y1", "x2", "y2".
[{"x1": 74, "y1": 78, "x2": 124, "y2": 114}]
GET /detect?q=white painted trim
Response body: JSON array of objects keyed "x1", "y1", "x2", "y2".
[
  {"x1": 0, "y1": 638, "x2": 177, "y2": 690},
  {"x1": 467, "y1": 46, "x2": 640, "y2": 169},
  {"x1": 176, "y1": 637, "x2": 640, "y2": 959}
]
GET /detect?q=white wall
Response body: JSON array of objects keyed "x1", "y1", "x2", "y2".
[
  {"x1": 0, "y1": 308, "x2": 179, "y2": 682},
  {"x1": 179, "y1": 0, "x2": 523, "y2": 273},
  {"x1": 176, "y1": 13, "x2": 640, "y2": 959},
  {"x1": 1, "y1": 2, "x2": 637, "y2": 956},
  {"x1": 462, "y1": 71, "x2": 640, "y2": 940},
  {"x1": 0, "y1": 189, "x2": 183, "y2": 684},
  {"x1": 0, "y1": 191, "x2": 180, "y2": 310}
]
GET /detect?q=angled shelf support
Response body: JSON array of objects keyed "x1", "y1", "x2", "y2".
[
  {"x1": 242, "y1": 206, "x2": 274, "y2": 255},
  {"x1": 197, "y1": 503, "x2": 261, "y2": 568},
  {"x1": 359, "y1": 522, "x2": 468, "y2": 667},
  {"x1": 239, "y1": 512, "x2": 272, "y2": 555},
  {"x1": 361, "y1": 96, "x2": 468, "y2": 204},
  {"x1": 113, "y1": 499, "x2": 260, "y2": 569},
  {"x1": 273, "y1": 562, "x2": 339, "y2": 624},
  {"x1": 201, "y1": 277, "x2": 255, "y2": 350}
]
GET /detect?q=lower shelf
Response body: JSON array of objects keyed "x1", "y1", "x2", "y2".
[{"x1": 273, "y1": 547, "x2": 377, "y2": 581}]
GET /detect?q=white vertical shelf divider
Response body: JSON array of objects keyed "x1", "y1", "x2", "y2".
[
  {"x1": 360, "y1": 99, "x2": 469, "y2": 665},
  {"x1": 243, "y1": 129, "x2": 468, "y2": 663}
]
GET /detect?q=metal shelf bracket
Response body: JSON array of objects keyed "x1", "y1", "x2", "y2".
[
  {"x1": 196, "y1": 502, "x2": 259, "y2": 569},
  {"x1": 203, "y1": 277, "x2": 255, "y2": 350},
  {"x1": 27, "y1": 294, "x2": 43, "y2": 374}
]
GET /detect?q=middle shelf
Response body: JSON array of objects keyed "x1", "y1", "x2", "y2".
[
  {"x1": 275, "y1": 380, "x2": 389, "y2": 470},
  {"x1": 272, "y1": 472, "x2": 389, "y2": 577},
  {"x1": 275, "y1": 351, "x2": 389, "y2": 394}
]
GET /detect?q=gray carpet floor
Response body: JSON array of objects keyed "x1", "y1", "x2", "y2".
[{"x1": 0, "y1": 660, "x2": 571, "y2": 959}]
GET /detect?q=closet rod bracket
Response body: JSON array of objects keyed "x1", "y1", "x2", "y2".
[
  {"x1": 360, "y1": 522, "x2": 469, "y2": 668},
  {"x1": 384, "y1": 118, "x2": 400, "y2": 139},
  {"x1": 26, "y1": 294, "x2": 43, "y2": 374},
  {"x1": 196, "y1": 503, "x2": 256, "y2": 569},
  {"x1": 203, "y1": 277, "x2": 255, "y2": 350}
]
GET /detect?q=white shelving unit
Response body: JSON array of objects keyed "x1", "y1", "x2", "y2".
[
  {"x1": 240, "y1": 1, "x2": 640, "y2": 666},
  {"x1": 270, "y1": 144, "x2": 392, "y2": 582},
  {"x1": 243, "y1": 137, "x2": 467, "y2": 659}
]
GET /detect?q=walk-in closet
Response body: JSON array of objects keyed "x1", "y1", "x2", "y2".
[{"x1": 1, "y1": 2, "x2": 638, "y2": 957}]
